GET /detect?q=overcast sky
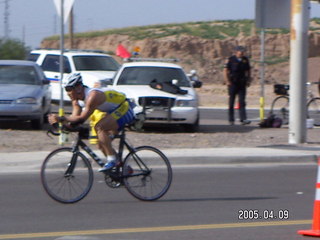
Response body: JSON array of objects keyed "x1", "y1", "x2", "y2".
[{"x1": 1, "y1": 0, "x2": 320, "y2": 49}]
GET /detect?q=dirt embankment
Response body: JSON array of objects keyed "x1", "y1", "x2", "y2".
[
  {"x1": 40, "y1": 24, "x2": 320, "y2": 111},
  {"x1": 41, "y1": 31, "x2": 320, "y2": 87}
]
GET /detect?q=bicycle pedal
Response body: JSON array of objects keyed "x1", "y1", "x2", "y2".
[{"x1": 104, "y1": 174, "x2": 123, "y2": 188}]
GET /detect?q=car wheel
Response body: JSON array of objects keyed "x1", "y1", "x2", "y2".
[
  {"x1": 183, "y1": 117, "x2": 199, "y2": 133},
  {"x1": 31, "y1": 113, "x2": 44, "y2": 130}
]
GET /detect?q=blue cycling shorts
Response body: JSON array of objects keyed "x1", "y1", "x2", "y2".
[{"x1": 116, "y1": 108, "x2": 135, "y2": 130}]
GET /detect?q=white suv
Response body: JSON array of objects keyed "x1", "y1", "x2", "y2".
[
  {"x1": 110, "y1": 61, "x2": 202, "y2": 131},
  {"x1": 28, "y1": 49, "x2": 120, "y2": 101}
]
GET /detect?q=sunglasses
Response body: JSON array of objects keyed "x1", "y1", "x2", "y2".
[{"x1": 64, "y1": 86, "x2": 74, "y2": 92}]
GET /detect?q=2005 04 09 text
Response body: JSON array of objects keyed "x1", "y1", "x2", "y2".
[{"x1": 238, "y1": 209, "x2": 289, "y2": 220}]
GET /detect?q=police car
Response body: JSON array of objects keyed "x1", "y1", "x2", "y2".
[
  {"x1": 28, "y1": 49, "x2": 120, "y2": 101},
  {"x1": 109, "y1": 59, "x2": 202, "y2": 131}
]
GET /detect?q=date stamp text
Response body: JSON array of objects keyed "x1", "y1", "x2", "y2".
[{"x1": 238, "y1": 209, "x2": 289, "y2": 220}]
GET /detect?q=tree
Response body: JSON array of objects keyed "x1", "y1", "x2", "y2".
[{"x1": 0, "y1": 38, "x2": 30, "y2": 60}]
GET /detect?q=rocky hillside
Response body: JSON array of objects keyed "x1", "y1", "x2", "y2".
[{"x1": 40, "y1": 19, "x2": 320, "y2": 85}]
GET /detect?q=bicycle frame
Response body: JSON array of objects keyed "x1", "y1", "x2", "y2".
[
  {"x1": 42, "y1": 125, "x2": 172, "y2": 202},
  {"x1": 62, "y1": 138, "x2": 104, "y2": 177},
  {"x1": 76, "y1": 139, "x2": 105, "y2": 167},
  {"x1": 68, "y1": 128, "x2": 150, "y2": 178}
]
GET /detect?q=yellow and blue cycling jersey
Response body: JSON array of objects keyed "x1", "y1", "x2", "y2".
[{"x1": 85, "y1": 87, "x2": 134, "y2": 129}]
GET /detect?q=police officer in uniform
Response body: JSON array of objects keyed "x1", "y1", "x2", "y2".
[{"x1": 223, "y1": 46, "x2": 251, "y2": 125}]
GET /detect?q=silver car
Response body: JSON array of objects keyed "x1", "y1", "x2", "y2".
[{"x1": 0, "y1": 60, "x2": 52, "y2": 129}]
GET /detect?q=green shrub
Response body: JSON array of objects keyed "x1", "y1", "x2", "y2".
[{"x1": 0, "y1": 38, "x2": 29, "y2": 60}]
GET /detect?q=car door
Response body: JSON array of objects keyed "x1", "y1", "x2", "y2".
[
  {"x1": 40, "y1": 54, "x2": 71, "y2": 101},
  {"x1": 35, "y1": 65, "x2": 52, "y2": 112}
]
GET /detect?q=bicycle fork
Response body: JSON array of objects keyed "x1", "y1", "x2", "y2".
[{"x1": 64, "y1": 153, "x2": 78, "y2": 178}]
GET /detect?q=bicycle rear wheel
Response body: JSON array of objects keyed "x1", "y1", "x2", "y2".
[
  {"x1": 41, "y1": 148, "x2": 94, "y2": 204},
  {"x1": 122, "y1": 146, "x2": 172, "y2": 201},
  {"x1": 307, "y1": 97, "x2": 320, "y2": 126},
  {"x1": 270, "y1": 96, "x2": 289, "y2": 124}
]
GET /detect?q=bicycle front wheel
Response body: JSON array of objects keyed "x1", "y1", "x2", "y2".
[
  {"x1": 41, "y1": 148, "x2": 94, "y2": 204},
  {"x1": 270, "y1": 96, "x2": 289, "y2": 124},
  {"x1": 123, "y1": 146, "x2": 172, "y2": 201},
  {"x1": 307, "y1": 97, "x2": 320, "y2": 126}
]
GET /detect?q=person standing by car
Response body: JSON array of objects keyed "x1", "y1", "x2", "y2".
[
  {"x1": 223, "y1": 46, "x2": 251, "y2": 125},
  {"x1": 48, "y1": 73, "x2": 135, "y2": 172}
]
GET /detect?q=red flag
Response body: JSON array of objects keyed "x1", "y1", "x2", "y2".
[{"x1": 116, "y1": 44, "x2": 131, "y2": 58}]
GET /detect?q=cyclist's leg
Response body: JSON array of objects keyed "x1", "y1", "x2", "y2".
[
  {"x1": 95, "y1": 107, "x2": 134, "y2": 152},
  {"x1": 95, "y1": 115, "x2": 119, "y2": 157}
]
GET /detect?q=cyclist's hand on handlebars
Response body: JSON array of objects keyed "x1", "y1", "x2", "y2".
[
  {"x1": 48, "y1": 114, "x2": 67, "y2": 125},
  {"x1": 48, "y1": 114, "x2": 59, "y2": 125}
]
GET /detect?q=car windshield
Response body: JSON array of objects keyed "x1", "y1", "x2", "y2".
[
  {"x1": 117, "y1": 66, "x2": 191, "y2": 87},
  {"x1": 0, "y1": 65, "x2": 39, "y2": 85},
  {"x1": 73, "y1": 56, "x2": 119, "y2": 71},
  {"x1": 27, "y1": 53, "x2": 40, "y2": 62}
]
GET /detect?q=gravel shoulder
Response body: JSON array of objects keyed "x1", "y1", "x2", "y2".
[
  {"x1": 1, "y1": 84, "x2": 320, "y2": 153},
  {"x1": 0, "y1": 123, "x2": 276, "y2": 153},
  {"x1": 2, "y1": 120, "x2": 320, "y2": 153}
]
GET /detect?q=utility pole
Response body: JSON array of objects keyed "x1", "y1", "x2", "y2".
[
  {"x1": 22, "y1": 25, "x2": 25, "y2": 44},
  {"x1": 4, "y1": 0, "x2": 10, "y2": 39},
  {"x1": 288, "y1": 0, "x2": 310, "y2": 144},
  {"x1": 53, "y1": 14, "x2": 57, "y2": 34},
  {"x1": 68, "y1": 7, "x2": 74, "y2": 49}
]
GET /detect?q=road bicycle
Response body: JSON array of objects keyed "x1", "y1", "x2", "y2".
[
  {"x1": 40, "y1": 124, "x2": 172, "y2": 203},
  {"x1": 270, "y1": 82, "x2": 320, "y2": 126}
]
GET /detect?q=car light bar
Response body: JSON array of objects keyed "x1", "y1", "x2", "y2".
[
  {"x1": 33, "y1": 48, "x2": 108, "y2": 54},
  {"x1": 126, "y1": 58, "x2": 180, "y2": 62}
]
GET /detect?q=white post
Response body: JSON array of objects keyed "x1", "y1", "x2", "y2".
[
  {"x1": 59, "y1": 0, "x2": 64, "y2": 108},
  {"x1": 289, "y1": 0, "x2": 310, "y2": 144},
  {"x1": 59, "y1": 0, "x2": 65, "y2": 145}
]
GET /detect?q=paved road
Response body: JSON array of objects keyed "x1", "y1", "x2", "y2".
[
  {"x1": 0, "y1": 164, "x2": 317, "y2": 240},
  {"x1": 53, "y1": 103, "x2": 262, "y2": 123}
]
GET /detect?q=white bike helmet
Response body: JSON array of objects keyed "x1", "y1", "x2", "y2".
[{"x1": 64, "y1": 73, "x2": 83, "y2": 91}]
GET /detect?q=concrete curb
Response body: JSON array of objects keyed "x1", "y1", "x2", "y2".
[
  {"x1": 0, "y1": 145, "x2": 319, "y2": 173},
  {"x1": 162, "y1": 147, "x2": 318, "y2": 165}
]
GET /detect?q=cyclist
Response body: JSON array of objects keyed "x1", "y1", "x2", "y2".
[{"x1": 48, "y1": 73, "x2": 135, "y2": 172}]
